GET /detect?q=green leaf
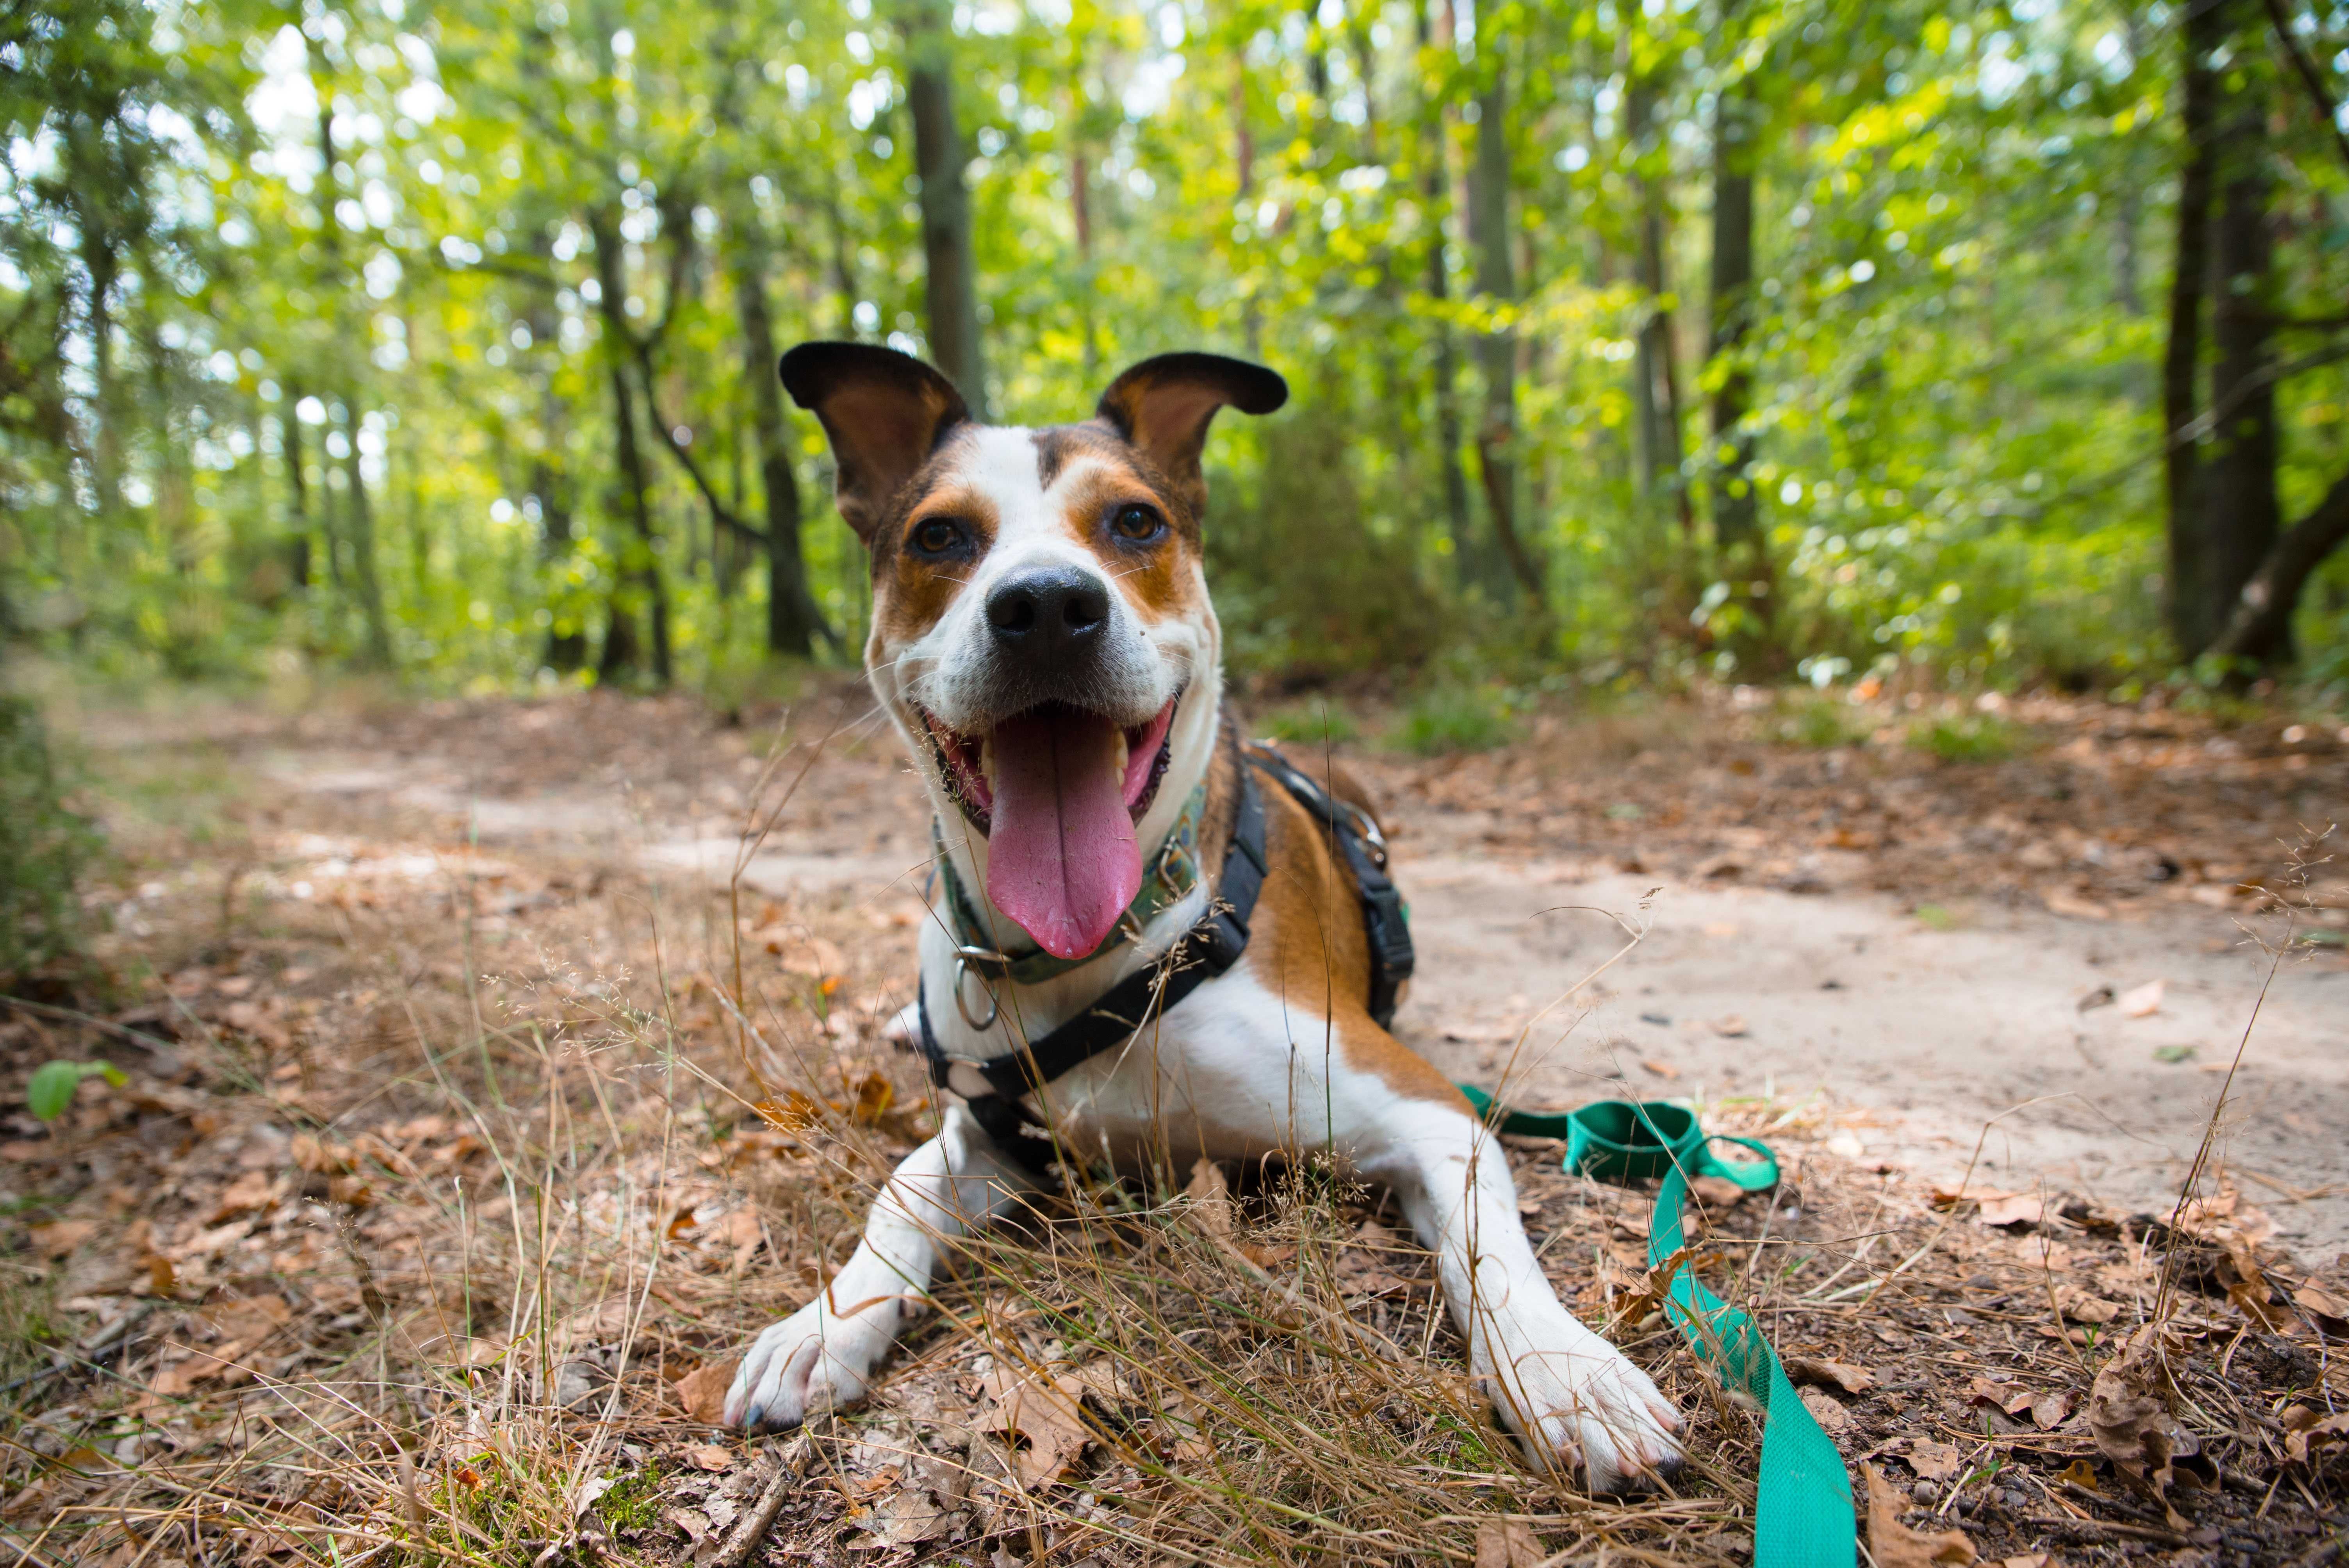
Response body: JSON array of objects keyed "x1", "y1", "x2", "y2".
[{"x1": 25, "y1": 1059, "x2": 121, "y2": 1121}]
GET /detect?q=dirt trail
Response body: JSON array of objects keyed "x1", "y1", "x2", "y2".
[{"x1": 241, "y1": 688, "x2": 2349, "y2": 1260}]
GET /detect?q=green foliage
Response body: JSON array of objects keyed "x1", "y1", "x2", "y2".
[
  {"x1": 0, "y1": 698, "x2": 102, "y2": 982},
  {"x1": 1255, "y1": 700, "x2": 1362, "y2": 747},
  {"x1": 0, "y1": 0, "x2": 2343, "y2": 697},
  {"x1": 1772, "y1": 697, "x2": 1867, "y2": 749},
  {"x1": 1392, "y1": 685, "x2": 1516, "y2": 756},
  {"x1": 26, "y1": 1060, "x2": 128, "y2": 1122},
  {"x1": 595, "y1": 1466, "x2": 665, "y2": 1532},
  {"x1": 1907, "y1": 712, "x2": 2028, "y2": 764}
]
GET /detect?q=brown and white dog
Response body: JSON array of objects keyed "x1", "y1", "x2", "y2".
[{"x1": 722, "y1": 343, "x2": 1683, "y2": 1491}]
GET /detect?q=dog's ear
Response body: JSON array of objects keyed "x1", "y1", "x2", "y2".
[
  {"x1": 779, "y1": 341, "x2": 971, "y2": 544},
  {"x1": 1095, "y1": 353, "x2": 1287, "y2": 519}
]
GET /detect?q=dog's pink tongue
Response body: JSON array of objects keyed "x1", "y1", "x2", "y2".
[{"x1": 985, "y1": 708, "x2": 1141, "y2": 959}]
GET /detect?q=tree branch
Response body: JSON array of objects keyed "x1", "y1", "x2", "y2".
[
  {"x1": 2262, "y1": 0, "x2": 2349, "y2": 175},
  {"x1": 2208, "y1": 469, "x2": 2349, "y2": 661},
  {"x1": 629, "y1": 336, "x2": 768, "y2": 550}
]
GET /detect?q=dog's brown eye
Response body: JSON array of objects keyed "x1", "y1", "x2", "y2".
[
  {"x1": 1110, "y1": 503, "x2": 1164, "y2": 542},
  {"x1": 911, "y1": 518, "x2": 966, "y2": 555}
]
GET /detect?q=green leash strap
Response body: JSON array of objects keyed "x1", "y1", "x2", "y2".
[{"x1": 1458, "y1": 1087, "x2": 1857, "y2": 1568}]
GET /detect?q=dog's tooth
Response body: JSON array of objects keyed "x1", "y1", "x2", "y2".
[
  {"x1": 979, "y1": 734, "x2": 997, "y2": 793},
  {"x1": 1112, "y1": 729, "x2": 1129, "y2": 782}
]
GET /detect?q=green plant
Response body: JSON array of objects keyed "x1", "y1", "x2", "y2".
[
  {"x1": 0, "y1": 696, "x2": 102, "y2": 982},
  {"x1": 27, "y1": 1060, "x2": 126, "y2": 1120},
  {"x1": 1392, "y1": 684, "x2": 1515, "y2": 755},
  {"x1": 1256, "y1": 699, "x2": 1360, "y2": 747},
  {"x1": 1908, "y1": 712, "x2": 2026, "y2": 764},
  {"x1": 595, "y1": 1465, "x2": 665, "y2": 1532},
  {"x1": 1772, "y1": 697, "x2": 1865, "y2": 748}
]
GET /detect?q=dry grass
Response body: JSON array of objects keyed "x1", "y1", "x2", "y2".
[{"x1": 2, "y1": 693, "x2": 2344, "y2": 1567}]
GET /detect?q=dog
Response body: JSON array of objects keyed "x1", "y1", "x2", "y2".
[{"x1": 722, "y1": 343, "x2": 1683, "y2": 1492}]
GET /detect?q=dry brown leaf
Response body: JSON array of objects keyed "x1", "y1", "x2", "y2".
[
  {"x1": 2087, "y1": 1325, "x2": 2202, "y2": 1502},
  {"x1": 1975, "y1": 1192, "x2": 2043, "y2": 1228},
  {"x1": 1866, "y1": 1465, "x2": 1977, "y2": 1566},
  {"x1": 1185, "y1": 1158, "x2": 1234, "y2": 1242},
  {"x1": 849, "y1": 1072, "x2": 894, "y2": 1124},
  {"x1": 2294, "y1": 1284, "x2": 2349, "y2": 1327},
  {"x1": 2002, "y1": 1556, "x2": 2052, "y2": 1568},
  {"x1": 1908, "y1": 1440, "x2": 1964, "y2": 1481},
  {"x1": 2030, "y1": 1390, "x2": 2075, "y2": 1430},
  {"x1": 1639, "y1": 1058, "x2": 1681, "y2": 1080},
  {"x1": 1709, "y1": 1014, "x2": 1749, "y2": 1037},
  {"x1": 674, "y1": 1357, "x2": 739, "y2": 1424},
  {"x1": 2281, "y1": 1405, "x2": 2349, "y2": 1466},
  {"x1": 209, "y1": 1169, "x2": 277, "y2": 1222},
  {"x1": 2118, "y1": 978, "x2": 2165, "y2": 1017},
  {"x1": 977, "y1": 1364, "x2": 1090, "y2": 1486},
  {"x1": 29, "y1": 1219, "x2": 97, "y2": 1259},
  {"x1": 682, "y1": 1443, "x2": 736, "y2": 1473},
  {"x1": 1475, "y1": 1519, "x2": 1542, "y2": 1568},
  {"x1": 1786, "y1": 1356, "x2": 1876, "y2": 1395},
  {"x1": 2054, "y1": 1285, "x2": 2122, "y2": 1324},
  {"x1": 1799, "y1": 1387, "x2": 1852, "y2": 1435},
  {"x1": 1967, "y1": 1377, "x2": 2035, "y2": 1418}
]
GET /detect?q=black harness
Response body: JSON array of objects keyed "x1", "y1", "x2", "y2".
[{"x1": 916, "y1": 744, "x2": 1415, "y2": 1171}]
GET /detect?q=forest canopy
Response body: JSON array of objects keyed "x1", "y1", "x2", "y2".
[{"x1": 4, "y1": 0, "x2": 2347, "y2": 703}]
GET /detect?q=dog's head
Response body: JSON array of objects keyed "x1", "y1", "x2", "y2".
[{"x1": 782, "y1": 342, "x2": 1286, "y2": 960}]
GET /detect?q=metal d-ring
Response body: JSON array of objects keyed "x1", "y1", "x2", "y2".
[{"x1": 952, "y1": 946, "x2": 1005, "y2": 1032}]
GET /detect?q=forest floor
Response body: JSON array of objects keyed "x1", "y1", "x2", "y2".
[{"x1": 4, "y1": 677, "x2": 2347, "y2": 1567}]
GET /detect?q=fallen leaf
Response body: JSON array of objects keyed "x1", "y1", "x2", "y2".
[
  {"x1": 1975, "y1": 1192, "x2": 2043, "y2": 1229},
  {"x1": 1799, "y1": 1386, "x2": 1852, "y2": 1434},
  {"x1": 2030, "y1": 1390, "x2": 2075, "y2": 1430},
  {"x1": 2057, "y1": 1458, "x2": 2098, "y2": 1489},
  {"x1": 1185, "y1": 1158, "x2": 1234, "y2": 1242},
  {"x1": 674, "y1": 1357, "x2": 740, "y2": 1424},
  {"x1": 683, "y1": 1443, "x2": 735, "y2": 1473},
  {"x1": 2293, "y1": 1284, "x2": 2349, "y2": 1327},
  {"x1": 2054, "y1": 1285, "x2": 2122, "y2": 1324},
  {"x1": 2002, "y1": 1557, "x2": 2051, "y2": 1568},
  {"x1": 977, "y1": 1364, "x2": 1091, "y2": 1486},
  {"x1": 1690, "y1": 1176, "x2": 1749, "y2": 1206},
  {"x1": 1967, "y1": 1376, "x2": 2035, "y2": 1418},
  {"x1": 209, "y1": 1169, "x2": 278, "y2": 1222},
  {"x1": 1709, "y1": 1014, "x2": 1749, "y2": 1038},
  {"x1": 2281, "y1": 1405, "x2": 2349, "y2": 1466},
  {"x1": 1786, "y1": 1356, "x2": 1876, "y2": 1395},
  {"x1": 2153, "y1": 1044, "x2": 2196, "y2": 1064},
  {"x1": 854, "y1": 1484, "x2": 962, "y2": 1549},
  {"x1": 2087, "y1": 1325, "x2": 2203, "y2": 1504},
  {"x1": 29, "y1": 1220, "x2": 97, "y2": 1259},
  {"x1": 2075, "y1": 983, "x2": 2116, "y2": 1013},
  {"x1": 849, "y1": 1072, "x2": 894, "y2": 1124},
  {"x1": 2118, "y1": 979, "x2": 2165, "y2": 1017},
  {"x1": 1475, "y1": 1518, "x2": 1542, "y2": 1568},
  {"x1": 1866, "y1": 1465, "x2": 1977, "y2": 1566},
  {"x1": 1639, "y1": 1058, "x2": 1681, "y2": 1080},
  {"x1": 1908, "y1": 1440, "x2": 1964, "y2": 1481}
]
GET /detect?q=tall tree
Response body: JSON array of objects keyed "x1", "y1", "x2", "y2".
[
  {"x1": 1626, "y1": 65, "x2": 1690, "y2": 549},
  {"x1": 2199, "y1": 34, "x2": 2281, "y2": 657},
  {"x1": 1466, "y1": 63, "x2": 1543, "y2": 609},
  {"x1": 904, "y1": 0, "x2": 990, "y2": 418},
  {"x1": 1419, "y1": 1, "x2": 1477, "y2": 588},
  {"x1": 2162, "y1": 0, "x2": 2225, "y2": 657},
  {"x1": 311, "y1": 46, "x2": 392, "y2": 668},
  {"x1": 734, "y1": 232, "x2": 828, "y2": 656},
  {"x1": 1706, "y1": 13, "x2": 1768, "y2": 637}
]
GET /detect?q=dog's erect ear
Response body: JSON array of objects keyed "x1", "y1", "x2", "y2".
[
  {"x1": 779, "y1": 341, "x2": 971, "y2": 544},
  {"x1": 1095, "y1": 353, "x2": 1287, "y2": 519}
]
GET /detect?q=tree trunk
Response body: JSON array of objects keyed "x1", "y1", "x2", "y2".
[
  {"x1": 1467, "y1": 68, "x2": 1543, "y2": 610},
  {"x1": 734, "y1": 230, "x2": 827, "y2": 657},
  {"x1": 2201, "y1": 41, "x2": 2282, "y2": 660},
  {"x1": 904, "y1": 0, "x2": 989, "y2": 418},
  {"x1": 2163, "y1": 0, "x2": 2224, "y2": 656},
  {"x1": 1419, "y1": 3, "x2": 1476, "y2": 588},
  {"x1": 1628, "y1": 75, "x2": 1690, "y2": 539},
  {"x1": 1707, "y1": 40, "x2": 1764, "y2": 604},
  {"x1": 280, "y1": 392, "x2": 312, "y2": 591},
  {"x1": 592, "y1": 212, "x2": 672, "y2": 686},
  {"x1": 313, "y1": 62, "x2": 391, "y2": 668}
]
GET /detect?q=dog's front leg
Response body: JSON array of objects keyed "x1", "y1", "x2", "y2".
[
  {"x1": 726, "y1": 1104, "x2": 1037, "y2": 1431},
  {"x1": 1376, "y1": 1105, "x2": 1684, "y2": 1493}
]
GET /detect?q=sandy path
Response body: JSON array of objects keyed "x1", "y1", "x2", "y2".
[{"x1": 268, "y1": 723, "x2": 2349, "y2": 1260}]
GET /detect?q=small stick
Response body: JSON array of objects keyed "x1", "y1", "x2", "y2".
[
  {"x1": 710, "y1": 1433, "x2": 813, "y2": 1568},
  {"x1": 2023, "y1": 1514, "x2": 2188, "y2": 1547}
]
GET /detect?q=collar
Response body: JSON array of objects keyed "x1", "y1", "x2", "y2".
[{"x1": 929, "y1": 778, "x2": 1212, "y2": 989}]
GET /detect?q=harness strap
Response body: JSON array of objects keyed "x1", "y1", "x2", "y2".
[
  {"x1": 918, "y1": 766, "x2": 1267, "y2": 1171},
  {"x1": 1240, "y1": 744, "x2": 1415, "y2": 1026}
]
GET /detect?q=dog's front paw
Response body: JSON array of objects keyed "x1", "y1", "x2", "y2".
[
  {"x1": 1484, "y1": 1338, "x2": 1684, "y2": 1494},
  {"x1": 722, "y1": 1293, "x2": 907, "y2": 1432}
]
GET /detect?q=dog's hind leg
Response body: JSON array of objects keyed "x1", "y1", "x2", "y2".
[
  {"x1": 1368, "y1": 1099, "x2": 1685, "y2": 1494},
  {"x1": 726, "y1": 1103, "x2": 1038, "y2": 1431}
]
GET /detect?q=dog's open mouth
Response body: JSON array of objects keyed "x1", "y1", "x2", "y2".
[{"x1": 918, "y1": 694, "x2": 1180, "y2": 960}]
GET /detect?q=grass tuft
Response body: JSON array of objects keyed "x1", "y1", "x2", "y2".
[{"x1": 1392, "y1": 683, "x2": 1515, "y2": 755}]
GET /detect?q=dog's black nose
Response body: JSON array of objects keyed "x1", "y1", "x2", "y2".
[{"x1": 986, "y1": 568, "x2": 1109, "y2": 652}]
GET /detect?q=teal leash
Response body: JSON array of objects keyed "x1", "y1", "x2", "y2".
[{"x1": 1458, "y1": 1087, "x2": 1857, "y2": 1568}]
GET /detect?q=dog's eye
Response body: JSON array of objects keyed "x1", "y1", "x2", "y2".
[
  {"x1": 910, "y1": 518, "x2": 966, "y2": 555},
  {"x1": 1109, "y1": 503, "x2": 1164, "y2": 543}
]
